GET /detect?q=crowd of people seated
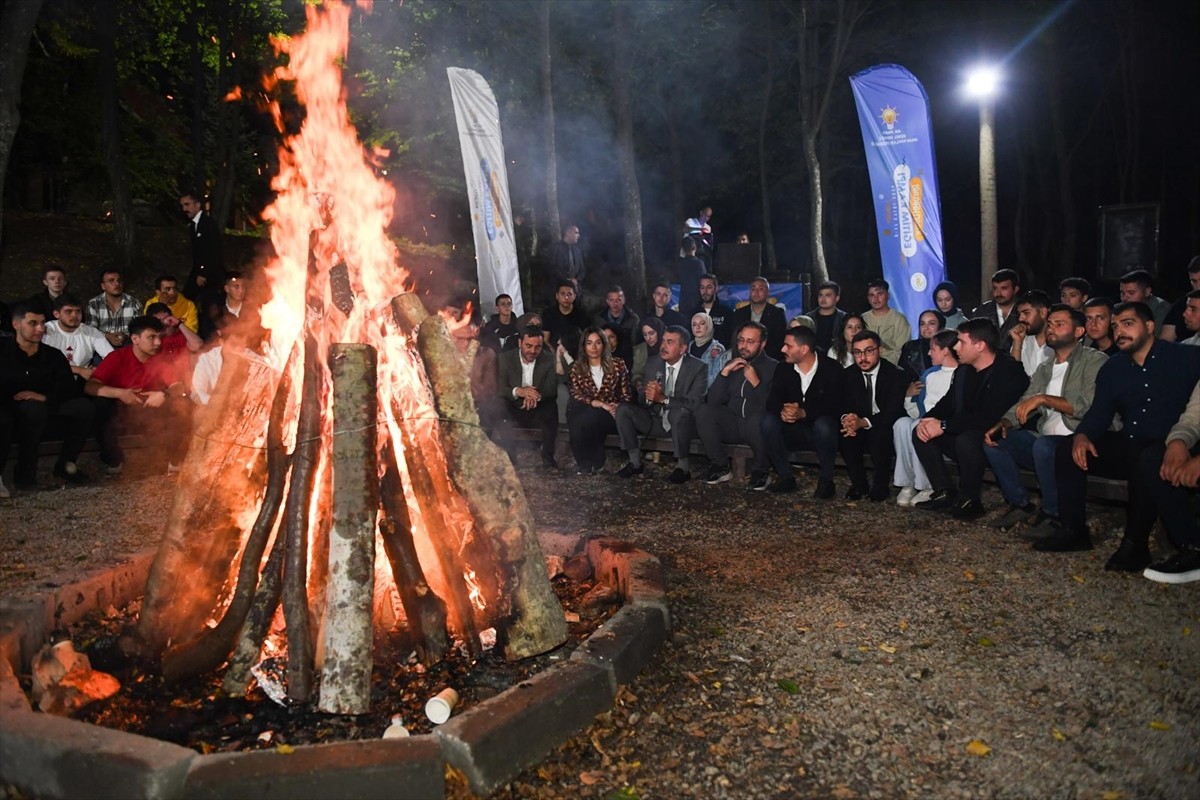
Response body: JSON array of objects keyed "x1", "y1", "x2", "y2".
[
  {"x1": 2, "y1": 265, "x2": 269, "y2": 498},
  {"x1": 476, "y1": 256, "x2": 1200, "y2": 585}
]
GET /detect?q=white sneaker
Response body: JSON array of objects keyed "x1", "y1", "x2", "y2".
[
  {"x1": 0, "y1": 476, "x2": 9, "y2": 499},
  {"x1": 910, "y1": 489, "x2": 934, "y2": 506},
  {"x1": 896, "y1": 487, "x2": 917, "y2": 506}
]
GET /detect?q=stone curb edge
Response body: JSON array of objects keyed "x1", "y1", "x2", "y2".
[{"x1": 0, "y1": 528, "x2": 670, "y2": 799}]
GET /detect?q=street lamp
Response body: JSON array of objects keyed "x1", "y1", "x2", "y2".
[{"x1": 964, "y1": 65, "x2": 1001, "y2": 302}]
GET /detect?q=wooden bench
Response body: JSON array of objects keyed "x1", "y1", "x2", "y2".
[{"x1": 506, "y1": 425, "x2": 1131, "y2": 504}]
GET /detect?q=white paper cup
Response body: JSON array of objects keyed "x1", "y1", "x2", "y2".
[{"x1": 425, "y1": 687, "x2": 459, "y2": 724}]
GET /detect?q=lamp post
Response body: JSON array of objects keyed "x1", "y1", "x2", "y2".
[{"x1": 964, "y1": 65, "x2": 1000, "y2": 302}]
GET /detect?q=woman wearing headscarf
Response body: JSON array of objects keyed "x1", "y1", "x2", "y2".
[
  {"x1": 898, "y1": 309, "x2": 946, "y2": 380},
  {"x1": 932, "y1": 281, "x2": 966, "y2": 329},
  {"x1": 567, "y1": 326, "x2": 633, "y2": 474},
  {"x1": 689, "y1": 312, "x2": 727, "y2": 388},
  {"x1": 631, "y1": 316, "x2": 665, "y2": 390}
]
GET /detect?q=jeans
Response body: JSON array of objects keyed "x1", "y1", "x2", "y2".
[{"x1": 983, "y1": 430, "x2": 1065, "y2": 515}]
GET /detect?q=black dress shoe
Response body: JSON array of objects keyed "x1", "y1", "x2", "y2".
[
  {"x1": 914, "y1": 489, "x2": 955, "y2": 511},
  {"x1": 541, "y1": 454, "x2": 558, "y2": 469},
  {"x1": 616, "y1": 462, "x2": 645, "y2": 479},
  {"x1": 767, "y1": 477, "x2": 797, "y2": 494},
  {"x1": 950, "y1": 497, "x2": 986, "y2": 521},
  {"x1": 667, "y1": 467, "x2": 691, "y2": 484},
  {"x1": 1104, "y1": 539, "x2": 1152, "y2": 572},
  {"x1": 1032, "y1": 529, "x2": 1094, "y2": 552},
  {"x1": 844, "y1": 485, "x2": 868, "y2": 501},
  {"x1": 868, "y1": 486, "x2": 891, "y2": 503},
  {"x1": 814, "y1": 479, "x2": 836, "y2": 500}
]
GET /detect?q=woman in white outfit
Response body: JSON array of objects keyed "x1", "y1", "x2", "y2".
[{"x1": 893, "y1": 328, "x2": 959, "y2": 506}]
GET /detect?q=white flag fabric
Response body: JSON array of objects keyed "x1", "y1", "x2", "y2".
[{"x1": 446, "y1": 67, "x2": 524, "y2": 318}]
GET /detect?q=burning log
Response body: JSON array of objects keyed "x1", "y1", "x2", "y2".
[
  {"x1": 160, "y1": 345, "x2": 298, "y2": 682},
  {"x1": 395, "y1": 297, "x2": 569, "y2": 661},
  {"x1": 316, "y1": 345, "x2": 378, "y2": 715},
  {"x1": 281, "y1": 324, "x2": 323, "y2": 703},
  {"x1": 379, "y1": 439, "x2": 449, "y2": 665},
  {"x1": 132, "y1": 351, "x2": 278, "y2": 657}
]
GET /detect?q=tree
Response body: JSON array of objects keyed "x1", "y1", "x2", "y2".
[
  {"x1": 794, "y1": 0, "x2": 867, "y2": 285},
  {"x1": 0, "y1": 0, "x2": 46, "y2": 253},
  {"x1": 611, "y1": 1, "x2": 646, "y2": 308},
  {"x1": 757, "y1": 0, "x2": 778, "y2": 274},
  {"x1": 538, "y1": 0, "x2": 561, "y2": 244}
]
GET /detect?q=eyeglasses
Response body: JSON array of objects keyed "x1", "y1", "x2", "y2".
[{"x1": 851, "y1": 347, "x2": 879, "y2": 357}]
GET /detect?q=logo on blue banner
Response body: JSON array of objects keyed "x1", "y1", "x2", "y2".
[{"x1": 850, "y1": 64, "x2": 946, "y2": 330}]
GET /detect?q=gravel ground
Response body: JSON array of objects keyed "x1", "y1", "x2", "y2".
[{"x1": 3, "y1": 449, "x2": 1198, "y2": 799}]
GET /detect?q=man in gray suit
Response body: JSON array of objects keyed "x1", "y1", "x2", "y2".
[
  {"x1": 616, "y1": 325, "x2": 707, "y2": 483},
  {"x1": 496, "y1": 327, "x2": 559, "y2": 468}
]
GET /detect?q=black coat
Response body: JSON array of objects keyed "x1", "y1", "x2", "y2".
[
  {"x1": 841, "y1": 360, "x2": 908, "y2": 431},
  {"x1": 186, "y1": 211, "x2": 225, "y2": 298},
  {"x1": 927, "y1": 354, "x2": 1030, "y2": 434},
  {"x1": 731, "y1": 303, "x2": 787, "y2": 359},
  {"x1": 765, "y1": 355, "x2": 844, "y2": 421}
]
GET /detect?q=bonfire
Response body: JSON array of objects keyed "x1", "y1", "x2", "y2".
[{"x1": 123, "y1": 1, "x2": 567, "y2": 715}]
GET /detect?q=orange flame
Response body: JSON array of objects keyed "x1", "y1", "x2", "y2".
[{"x1": 224, "y1": 86, "x2": 244, "y2": 102}]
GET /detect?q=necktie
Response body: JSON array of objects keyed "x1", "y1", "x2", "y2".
[
  {"x1": 662, "y1": 365, "x2": 676, "y2": 431},
  {"x1": 865, "y1": 372, "x2": 877, "y2": 414}
]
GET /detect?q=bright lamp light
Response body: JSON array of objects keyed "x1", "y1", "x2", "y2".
[{"x1": 964, "y1": 66, "x2": 1001, "y2": 99}]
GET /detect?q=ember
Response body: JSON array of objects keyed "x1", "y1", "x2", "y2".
[{"x1": 123, "y1": 1, "x2": 566, "y2": 714}]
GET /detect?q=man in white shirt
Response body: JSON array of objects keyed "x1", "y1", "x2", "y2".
[
  {"x1": 983, "y1": 305, "x2": 1107, "y2": 532},
  {"x1": 43, "y1": 294, "x2": 113, "y2": 382},
  {"x1": 1008, "y1": 290, "x2": 1054, "y2": 377},
  {"x1": 496, "y1": 328, "x2": 559, "y2": 467}
]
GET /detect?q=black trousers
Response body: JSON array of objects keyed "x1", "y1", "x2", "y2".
[
  {"x1": 494, "y1": 399, "x2": 558, "y2": 460},
  {"x1": 1056, "y1": 432, "x2": 1191, "y2": 547},
  {"x1": 912, "y1": 428, "x2": 988, "y2": 500},
  {"x1": 840, "y1": 424, "x2": 894, "y2": 492},
  {"x1": 567, "y1": 401, "x2": 617, "y2": 471},
  {"x1": 0, "y1": 398, "x2": 94, "y2": 484}
]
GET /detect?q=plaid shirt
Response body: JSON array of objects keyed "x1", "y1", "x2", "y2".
[{"x1": 85, "y1": 292, "x2": 142, "y2": 335}]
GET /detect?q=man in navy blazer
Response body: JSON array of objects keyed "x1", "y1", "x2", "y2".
[
  {"x1": 761, "y1": 326, "x2": 844, "y2": 496},
  {"x1": 838, "y1": 330, "x2": 909, "y2": 501},
  {"x1": 615, "y1": 325, "x2": 708, "y2": 483},
  {"x1": 496, "y1": 327, "x2": 559, "y2": 467}
]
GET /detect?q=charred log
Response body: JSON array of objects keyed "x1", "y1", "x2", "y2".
[{"x1": 160, "y1": 345, "x2": 299, "y2": 682}]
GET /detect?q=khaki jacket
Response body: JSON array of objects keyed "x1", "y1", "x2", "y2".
[{"x1": 1002, "y1": 343, "x2": 1108, "y2": 431}]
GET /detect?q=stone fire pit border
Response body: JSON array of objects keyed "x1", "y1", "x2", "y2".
[{"x1": 0, "y1": 530, "x2": 670, "y2": 800}]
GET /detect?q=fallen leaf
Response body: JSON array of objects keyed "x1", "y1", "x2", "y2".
[
  {"x1": 1184, "y1": 627, "x2": 1191, "y2": 637},
  {"x1": 275, "y1": 744, "x2": 295, "y2": 755},
  {"x1": 777, "y1": 678, "x2": 800, "y2": 694},
  {"x1": 965, "y1": 739, "x2": 991, "y2": 756},
  {"x1": 831, "y1": 785, "x2": 858, "y2": 799},
  {"x1": 604, "y1": 788, "x2": 640, "y2": 800},
  {"x1": 1100, "y1": 792, "x2": 1123, "y2": 800},
  {"x1": 963, "y1": 570, "x2": 976, "y2": 581},
  {"x1": 834, "y1": 620, "x2": 848, "y2": 629},
  {"x1": 1051, "y1": 728, "x2": 1066, "y2": 741},
  {"x1": 1072, "y1": 574, "x2": 1086, "y2": 584},
  {"x1": 685, "y1": 672, "x2": 701, "y2": 684},
  {"x1": 977, "y1": 637, "x2": 995, "y2": 647},
  {"x1": 579, "y1": 770, "x2": 604, "y2": 785},
  {"x1": 879, "y1": 644, "x2": 897, "y2": 654},
  {"x1": 1148, "y1": 720, "x2": 1172, "y2": 731},
  {"x1": 898, "y1": 620, "x2": 909, "y2": 631}
]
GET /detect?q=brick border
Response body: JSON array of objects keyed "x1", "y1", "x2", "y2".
[{"x1": 0, "y1": 530, "x2": 669, "y2": 799}]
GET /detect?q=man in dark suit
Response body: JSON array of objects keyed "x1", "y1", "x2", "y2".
[
  {"x1": 615, "y1": 325, "x2": 707, "y2": 483},
  {"x1": 838, "y1": 330, "x2": 908, "y2": 501},
  {"x1": 731, "y1": 277, "x2": 787, "y2": 358},
  {"x1": 180, "y1": 192, "x2": 225, "y2": 339},
  {"x1": 547, "y1": 224, "x2": 585, "y2": 289},
  {"x1": 761, "y1": 326, "x2": 844, "y2": 496},
  {"x1": 496, "y1": 327, "x2": 559, "y2": 467},
  {"x1": 970, "y1": 268, "x2": 1021, "y2": 338}
]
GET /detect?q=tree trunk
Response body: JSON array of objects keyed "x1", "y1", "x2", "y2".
[
  {"x1": 97, "y1": 5, "x2": 135, "y2": 266},
  {"x1": 316, "y1": 344, "x2": 378, "y2": 715},
  {"x1": 803, "y1": 132, "x2": 828, "y2": 283},
  {"x1": 757, "y1": 13, "x2": 778, "y2": 274},
  {"x1": 0, "y1": 0, "x2": 45, "y2": 252},
  {"x1": 538, "y1": 0, "x2": 561, "y2": 244},
  {"x1": 414, "y1": 314, "x2": 568, "y2": 661},
  {"x1": 132, "y1": 354, "x2": 276, "y2": 657},
  {"x1": 612, "y1": 2, "x2": 647, "y2": 308}
]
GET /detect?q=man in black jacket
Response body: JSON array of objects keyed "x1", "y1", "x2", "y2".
[
  {"x1": 761, "y1": 326, "x2": 843, "y2": 496},
  {"x1": 695, "y1": 321, "x2": 777, "y2": 489},
  {"x1": 912, "y1": 318, "x2": 1030, "y2": 519},
  {"x1": 495, "y1": 327, "x2": 559, "y2": 468},
  {"x1": 732, "y1": 277, "x2": 788, "y2": 358},
  {"x1": 180, "y1": 191, "x2": 226, "y2": 339},
  {"x1": 839, "y1": 330, "x2": 909, "y2": 502}
]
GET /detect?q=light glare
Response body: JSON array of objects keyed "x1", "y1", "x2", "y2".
[{"x1": 964, "y1": 66, "x2": 1001, "y2": 99}]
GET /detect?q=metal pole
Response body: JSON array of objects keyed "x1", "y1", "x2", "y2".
[{"x1": 979, "y1": 101, "x2": 998, "y2": 303}]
